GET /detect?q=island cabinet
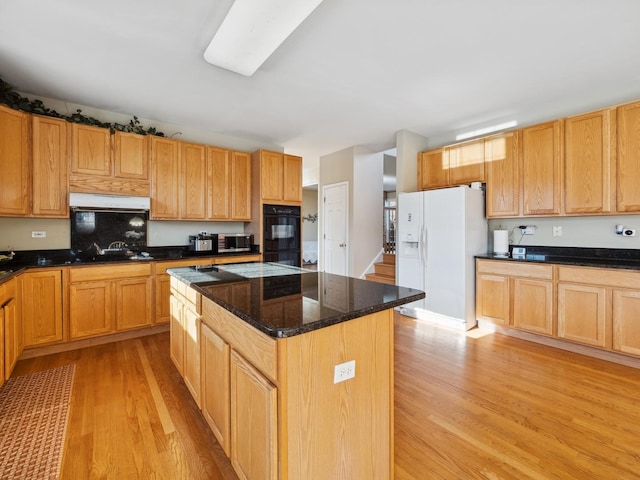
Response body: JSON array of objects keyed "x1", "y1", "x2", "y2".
[
  {"x1": 0, "y1": 104, "x2": 30, "y2": 216},
  {"x1": 196, "y1": 292, "x2": 394, "y2": 480},
  {"x1": 68, "y1": 263, "x2": 153, "y2": 339},
  {"x1": 616, "y1": 100, "x2": 640, "y2": 212},
  {"x1": 1, "y1": 277, "x2": 20, "y2": 383},
  {"x1": 476, "y1": 260, "x2": 555, "y2": 336},
  {"x1": 253, "y1": 150, "x2": 303, "y2": 204},
  {"x1": 521, "y1": 120, "x2": 563, "y2": 216},
  {"x1": 563, "y1": 108, "x2": 615, "y2": 215},
  {"x1": 484, "y1": 131, "x2": 520, "y2": 218},
  {"x1": 20, "y1": 268, "x2": 63, "y2": 347},
  {"x1": 70, "y1": 125, "x2": 150, "y2": 196}
]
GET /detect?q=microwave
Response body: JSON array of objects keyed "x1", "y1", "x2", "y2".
[{"x1": 218, "y1": 233, "x2": 253, "y2": 253}]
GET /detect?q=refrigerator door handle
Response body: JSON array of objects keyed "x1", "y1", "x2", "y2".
[{"x1": 422, "y1": 224, "x2": 428, "y2": 269}]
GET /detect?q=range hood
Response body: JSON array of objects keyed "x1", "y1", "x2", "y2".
[{"x1": 69, "y1": 193, "x2": 151, "y2": 210}]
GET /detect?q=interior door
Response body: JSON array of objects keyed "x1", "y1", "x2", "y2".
[{"x1": 322, "y1": 182, "x2": 349, "y2": 275}]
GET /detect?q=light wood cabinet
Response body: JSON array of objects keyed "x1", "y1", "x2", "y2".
[
  {"x1": 20, "y1": 269, "x2": 63, "y2": 347},
  {"x1": 201, "y1": 322, "x2": 231, "y2": 456},
  {"x1": 558, "y1": 282, "x2": 610, "y2": 348},
  {"x1": 485, "y1": 131, "x2": 520, "y2": 217},
  {"x1": 616, "y1": 100, "x2": 640, "y2": 212},
  {"x1": 207, "y1": 147, "x2": 252, "y2": 221},
  {"x1": 230, "y1": 349, "x2": 278, "y2": 480},
  {"x1": 1, "y1": 278, "x2": 20, "y2": 381},
  {"x1": 521, "y1": 120, "x2": 563, "y2": 215},
  {"x1": 0, "y1": 104, "x2": 30, "y2": 216},
  {"x1": 70, "y1": 123, "x2": 111, "y2": 177},
  {"x1": 476, "y1": 260, "x2": 554, "y2": 335},
  {"x1": 169, "y1": 293, "x2": 185, "y2": 374},
  {"x1": 180, "y1": 141, "x2": 207, "y2": 220},
  {"x1": 564, "y1": 109, "x2": 615, "y2": 214},
  {"x1": 448, "y1": 139, "x2": 485, "y2": 185},
  {"x1": 114, "y1": 131, "x2": 149, "y2": 181},
  {"x1": 418, "y1": 148, "x2": 448, "y2": 190},
  {"x1": 69, "y1": 264, "x2": 153, "y2": 339},
  {"x1": 151, "y1": 136, "x2": 180, "y2": 219},
  {"x1": 31, "y1": 115, "x2": 69, "y2": 217},
  {"x1": 612, "y1": 289, "x2": 640, "y2": 356},
  {"x1": 253, "y1": 150, "x2": 302, "y2": 204}
]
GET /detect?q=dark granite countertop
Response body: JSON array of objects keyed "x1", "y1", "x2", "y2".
[
  {"x1": 476, "y1": 246, "x2": 640, "y2": 270},
  {"x1": 167, "y1": 262, "x2": 425, "y2": 338}
]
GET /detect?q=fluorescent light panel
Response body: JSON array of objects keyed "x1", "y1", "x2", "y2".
[
  {"x1": 204, "y1": 0, "x2": 324, "y2": 77},
  {"x1": 455, "y1": 120, "x2": 518, "y2": 141}
]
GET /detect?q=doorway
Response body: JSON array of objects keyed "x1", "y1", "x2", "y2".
[{"x1": 322, "y1": 181, "x2": 349, "y2": 275}]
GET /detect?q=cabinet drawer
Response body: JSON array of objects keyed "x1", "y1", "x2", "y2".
[
  {"x1": 202, "y1": 297, "x2": 277, "y2": 383},
  {"x1": 558, "y1": 266, "x2": 640, "y2": 289},
  {"x1": 477, "y1": 260, "x2": 553, "y2": 279},
  {"x1": 70, "y1": 263, "x2": 152, "y2": 282},
  {"x1": 170, "y1": 276, "x2": 201, "y2": 311}
]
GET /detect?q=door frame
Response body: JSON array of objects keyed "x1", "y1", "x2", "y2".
[{"x1": 321, "y1": 181, "x2": 349, "y2": 275}]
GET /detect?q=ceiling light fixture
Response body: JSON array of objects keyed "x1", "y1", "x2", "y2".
[
  {"x1": 455, "y1": 120, "x2": 518, "y2": 141},
  {"x1": 204, "y1": 0, "x2": 324, "y2": 77}
]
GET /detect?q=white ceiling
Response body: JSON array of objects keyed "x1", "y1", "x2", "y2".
[{"x1": 2, "y1": 0, "x2": 640, "y2": 164}]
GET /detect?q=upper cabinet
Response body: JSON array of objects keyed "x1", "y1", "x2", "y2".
[
  {"x1": 521, "y1": 120, "x2": 563, "y2": 216},
  {"x1": 418, "y1": 140, "x2": 484, "y2": 190},
  {"x1": 31, "y1": 115, "x2": 69, "y2": 218},
  {"x1": 564, "y1": 109, "x2": 614, "y2": 215},
  {"x1": 180, "y1": 141, "x2": 208, "y2": 220},
  {"x1": 616, "y1": 100, "x2": 640, "y2": 212},
  {"x1": 418, "y1": 148, "x2": 448, "y2": 190},
  {"x1": 254, "y1": 150, "x2": 302, "y2": 204},
  {"x1": 485, "y1": 131, "x2": 520, "y2": 218},
  {"x1": 207, "y1": 147, "x2": 252, "y2": 221},
  {"x1": 70, "y1": 124, "x2": 150, "y2": 196},
  {"x1": 0, "y1": 104, "x2": 30, "y2": 216},
  {"x1": 150, "y1": 136, "x2": 180, "y2": 219}
]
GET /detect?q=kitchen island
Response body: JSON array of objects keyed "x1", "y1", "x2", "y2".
[{"x1": 167, "y1": 262, "x2": 424, "y2": 480}]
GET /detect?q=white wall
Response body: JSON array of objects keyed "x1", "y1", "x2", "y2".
[
  {"x1": 395, "y1": 130, "x2": 429, "y2": 194},
  {"x1": 302, "y1": 189, "x2": 318, "y2": 243},
  {"x1": 489, "y1": 215, "x2": 640, "y2": 250}
]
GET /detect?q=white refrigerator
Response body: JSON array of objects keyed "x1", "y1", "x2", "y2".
[{"x1": 397, "y1": 186, "x2": 488, "y2": 330}]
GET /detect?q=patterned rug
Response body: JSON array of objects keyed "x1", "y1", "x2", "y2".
[{"x1": 0, "y1": 364, "x2": 76, "y2": 480}]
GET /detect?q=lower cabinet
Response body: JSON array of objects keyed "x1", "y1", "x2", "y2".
[
  {"x1": 1, "y1": 278, "x2": 20, "y2": 382},
  {"x1": 20, "y1": 269, "x2": 63, "y2": 347},
  {"x1": 477, "y1": 260, "x2": 640, "y2": 358},
  {"x1": 69, "y1": 264, "x2": 153, "y2": 339}
]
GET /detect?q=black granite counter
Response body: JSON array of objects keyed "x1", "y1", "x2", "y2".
[
  {"x1": 477, "y1": 246, "x2": 640, "y2": 270},
  {"x1": 167, "y1": 262, "x2": 425, "y2": 338}
]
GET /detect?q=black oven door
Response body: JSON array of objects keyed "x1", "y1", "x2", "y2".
[{"x1": 263, "y1": 205, "x2": 301, "y2": 266}]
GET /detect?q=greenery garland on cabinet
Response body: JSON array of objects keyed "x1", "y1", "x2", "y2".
[{"x1": 0, "y1": 76, "x2": 165, "y2": 136}]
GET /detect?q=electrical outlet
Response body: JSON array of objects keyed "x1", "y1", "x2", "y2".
[
  {"x1": 333, "y1": 360, "x2": 356, "y2": 384},
  {"x1": 553, "y1": 226, "x2": 562, "y2": 237},
  {"x1": 521, "y1": 226, "x2": 536, "y2": 235},
  {"x1": 31, "y1": 231, "x2": 46, "y2": 238}
]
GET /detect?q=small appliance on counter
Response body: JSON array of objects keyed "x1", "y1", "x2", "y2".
[
  {"x1": 189, "y1": 233, "x2": 216, "y2": 252},
  {"x1": 218, "y1": 233, "x2": 253, "y2": 253}
]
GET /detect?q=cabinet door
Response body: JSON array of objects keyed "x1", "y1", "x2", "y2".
[
  {"x1": 180, "y1": 142, "x2": 207, "y2": 219},
  {"x1": 21, "y1": 269, "x2": 63, "y2": 347},
  {"x1": 155, "y1": 275, "x2": 171, "y2": 324},
  {"x1": 564, "y1": 109, "x2": 614, "y2": 214},
  {"x1": 201, "y1": 323, "x2": 231, "y2": 455},
  {"x1": 485, "y1": 132, "x2": 520, "y2": 217},
  {"x1": 230, "y1": 350, "x2": 278, "y2": 480},
  {"x1": 183, "y1": 306, "x2": 201, "y2": 406},
  {"x1": 558, "y1": 283, "x2": 610, "y2": 348},
  {"x1": 521, "y1": 121, "x2": 563, "y2": 215},
  {"x1": 0, "y1": 105, "x2": 30, "y2": 216},
  {"x1": 283, "y1": 154, "x2": 302, "y2": 203},
  {"x1": 448, "y1": 139, "x2": 485, "y2": 185},
  {"x1": 512, "y1": 278, "x2": 554, "y2": 335},
  {"x1": 31, "y1": 115, "x2": 69, "y2": 217},
  {"x1": 115, "y1": 276, "x2": 152, "y2": 331},
  {"x1": 231, "y1": 151, "x2": 252, "y2": 220},
  {"x1": 260, "y1": 150, "x2": 284, "y2": 201},
  {"x1": 150, "y1": 137, "x2": 180, "y2": 219},
  {"x1": 170, "y1": 293, "x2": 185, "y2": 375},
  {"x1": 3, "y1": 297, "x2": 18, "y2": 380},
  {"x1": 208, "y1": 146, "x2": 231, "y2": 219},
  {"x1": 612, "y1": 289, "x2": 640, "y2": 356},
  {"x1": 418, "y1": 148, "x2": 448, "y2": 190},
  {"x1": 71, "y1": 123, "x2": 111, "y2": 176},
  {"x1": 114, "y1": 131, "x2": 149, "y2": 180},
  {"x1": 69, "y1": 281, "x2": 114, "y2": 339},
  {"x1": 0, "y1": 304, "x2": 4, "y2": 386},
  {"x1": 616, "y1": 100, "x2": 640, "y2": 212},
  {"x1": 475, "y1": 272, "x2": 510, "y2": 325}
]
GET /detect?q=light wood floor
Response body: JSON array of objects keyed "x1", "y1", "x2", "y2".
[{"x1": 12, "y1": 314, "x2": 640, "y2": 479}]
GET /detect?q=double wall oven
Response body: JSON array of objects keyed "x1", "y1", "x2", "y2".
[{"x1": 263, "y1": 204, "x2": 301, "y2": 266}]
